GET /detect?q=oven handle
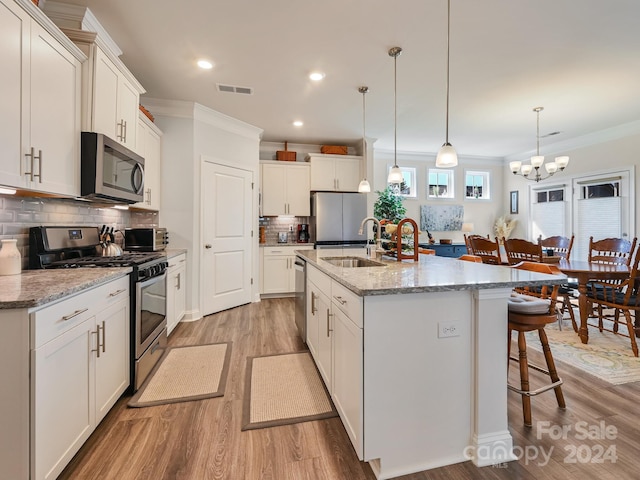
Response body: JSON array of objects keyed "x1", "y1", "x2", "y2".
[{"x1": 138, "y1": 271, "x2": 167, "y2": 289}]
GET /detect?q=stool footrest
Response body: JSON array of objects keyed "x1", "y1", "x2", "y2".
[{"x1": 508, "y1": 378, "x2": 563, "y2": 397}]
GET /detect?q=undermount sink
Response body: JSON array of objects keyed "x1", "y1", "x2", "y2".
[{"x1": 320, "y1": 256, "x2": 387, "y2": 268}]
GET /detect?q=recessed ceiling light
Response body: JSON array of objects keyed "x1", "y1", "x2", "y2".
[
  {"x1": 309, "y1": 72, "x2": 325, "y2": 81},
  {"x1": 197, "y1": 59, "x2": 213, "y2": 70},
  {"x1": 293, "y1": 121, "x2": 304, "y2": 127}
]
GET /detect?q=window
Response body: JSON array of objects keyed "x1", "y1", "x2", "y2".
[
  {"x1": 531, "y1": 185, "x2": 567, "y2": 241},
  {"x1": 465, "y1": 171, "x2": 490, "y2": 200},
  {"x1": 428, "y1": 169, "x2": 454, "y2": 198},
  {"x1": 388, "y1": 166, "x2": 417, "y2": 198}
]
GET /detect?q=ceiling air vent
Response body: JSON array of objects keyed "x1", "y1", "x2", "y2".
[{"x1": 216, "y1": 83, "x2": 253, "y2": 95}]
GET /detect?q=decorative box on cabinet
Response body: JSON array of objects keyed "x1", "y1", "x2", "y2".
[
  {"x1": 0, "y1": 0, "x2": 84, "y2": 196},
  {"x1": 133, "y1": 112, "x2": 162, "y2": 210},
  {"x1": 260, "y1": 161, "x2": 311, "y2": 216},
  {"x1": 166, "y1": 253, "x2": 186, "y2": 335},
  {"x1": 306, "y1": 153, "x2": 363, "y2": 192}
]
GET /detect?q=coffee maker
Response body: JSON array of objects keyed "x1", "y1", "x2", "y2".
[{"x1": 297, "y1": 224, "x2": 309, "y2": 243}]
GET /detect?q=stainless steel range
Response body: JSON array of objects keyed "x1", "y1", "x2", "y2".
[{"x1": 29, "y1": 226, "x2": 169, "y2": 391}]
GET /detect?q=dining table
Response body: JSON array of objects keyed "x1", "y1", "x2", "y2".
[{"x1": 557, "y1": 258, "x2": 630, "y2": 344}]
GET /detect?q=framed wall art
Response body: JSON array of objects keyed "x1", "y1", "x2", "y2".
[{"x1": 510, "y1": 190, "x2": 519, "y2": 214}]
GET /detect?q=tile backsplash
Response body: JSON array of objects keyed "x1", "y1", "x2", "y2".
[
  {"x1": 259, "y1": 216, "x2": 310, "y2": 244},
  {"x1": 0, "y1": 194, "x2": 159, "y2": 269}
]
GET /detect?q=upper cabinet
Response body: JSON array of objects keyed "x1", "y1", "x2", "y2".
[
  {"x1": 261, "y1": 161, "x2": 310, "y2": 216},
  {"x1": 307, "y1": 154, "x2": 363, "y2": 192},
  {"x1": 0, "y1": 0, "x2": 84, "y2": 196},
  {"x1": 93, "y1": 46, "x2": 140, "y2": 149},
  {"x1": 133, "y1": 112, "x2": 162, "y2": 210}
]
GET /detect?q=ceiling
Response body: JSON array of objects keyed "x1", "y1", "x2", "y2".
[{"x1": 45, "y1": 0, "x2": 640, "y2": 159}]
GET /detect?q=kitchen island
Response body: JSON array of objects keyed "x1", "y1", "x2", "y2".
[{"x1": 296, "y1": 250, "x2": 565, "y2": 480}]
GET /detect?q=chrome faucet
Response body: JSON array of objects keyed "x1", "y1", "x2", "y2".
[{"x1": 358, "y1": 217, "x2": 384, "y2": 258}]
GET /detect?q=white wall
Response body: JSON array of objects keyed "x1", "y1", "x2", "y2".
[
  {"x1": 372, "y1": 149, "x2": 506, "y2": 244},
  {"x1": 144, "y1": 99, "x2": 262, "y2": 321}
]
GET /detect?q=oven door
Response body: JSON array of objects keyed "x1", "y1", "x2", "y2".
[{"x1": 135, "y1": 272, "x2": 167, "y2": 359}]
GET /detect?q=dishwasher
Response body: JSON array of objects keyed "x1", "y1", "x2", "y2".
[{"x1": 294, "y1": 256, "x2": 306, "y2": 342}]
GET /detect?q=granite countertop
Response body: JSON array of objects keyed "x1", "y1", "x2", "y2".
[
  {"x1": 260, "y1": 242, "x2": 313, "y2": 247},
  {"x1": 0, "y1": 268, "x2": 132, "y2": 310},
  {"x1": 165, "y1": 248, "x2": 187, "y2": 259},
  {"x1": 297, "y1": 250, "x2": 566, "y2": 296}
]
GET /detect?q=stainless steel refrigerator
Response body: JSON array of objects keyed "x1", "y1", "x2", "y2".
[{"x1": 311, "y1": 192, "x2": 368, "y2": 247}]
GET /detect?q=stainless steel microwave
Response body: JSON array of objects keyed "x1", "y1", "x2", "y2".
[
  {"x1": 81, "y1": 132, "x2": 145, "y2": 204},
  {"x1": 124, "y1": 228, "x2": 169, "y2": 251}
]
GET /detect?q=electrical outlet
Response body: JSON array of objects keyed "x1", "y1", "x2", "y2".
[
  {"x1": 289, "y1": 225, "x2": 294, "y2": 232},
  {"x1": 438, "y1": 321, "x2": 461, "y2": 338}
]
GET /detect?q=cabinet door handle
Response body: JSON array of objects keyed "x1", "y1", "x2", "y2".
[
  {"x1": 92, "y1": 328, "x2": 100, "y2": 358},
  {"x1": 334, "y1": 296, "x2": 347, "y2": 305},
  {"x1": 117, "y1": 120, "x2": 124, "y2": 141},
  {"x1": 25, "y1": 147, "x2": 42, "y2": 182},
  {"x1": 176, "y1": 272, "x2": 181, "y2": 290},
  {"x1": 100, "y1": 320, "x2": 106, "y2": 354},
  {"x1": 61, "y1": 308, "x2": 88, "y2": 321},
  {"x1": 123, "y1": 120, "x2": 127, "y2": 142},
  {"x1": 311, "y1": 292, "x2": 317, "y2": 314},
  {"x1": 327, "y1": 310, "x2": 333, "y2": 337},
  {"x1": 336, "y1": 178, "x2": 339, "y2": 190},
  {"x1": 109, "y1": 289, "x2": 126, "y2": 297}
]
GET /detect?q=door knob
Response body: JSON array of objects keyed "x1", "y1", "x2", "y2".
[{"x1": 205, "y1": 244, "x2": 212, "y2": 249}]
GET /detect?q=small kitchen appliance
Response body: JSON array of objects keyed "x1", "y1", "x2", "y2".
[
  {"x1": 124, "y1": 227, "x2": 169, "y2": 251},
  {"x1": 297, "y1": 224, "x2": 309, "y2": 243}
]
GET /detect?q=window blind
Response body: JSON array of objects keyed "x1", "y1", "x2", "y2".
[
  {"x1": 531, "y1": 201, "x2": 565, "y2": 241},
  {"x1": 574, "y1": 197, "x2": 621, "y2": 261}
]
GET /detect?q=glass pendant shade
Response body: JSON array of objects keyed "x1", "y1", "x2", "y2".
[
  {"x1": 544, "y1": 162, "x2": 558, "y2": 174},
  {"x1": 521, "y1": 164, "x2": 533, "y2": 176},
  {"x1": 387, "y1": 165, "x2": 403, "y2": 184},
  {"x1": 436, "y1": 142, "x2": 458, "y2": 168},
  {"x1": 358, "y1": 179, "x2": 371, "y2": 193},
  {"x1": 509, "y1": 161, "x2": 522, "y2": 174},
  {"x1": 530, "y1": 155, "x2": 545, "y2": 168},
  {"x1": 555, "y1": 156, "x2": 570, "y2": 169}
]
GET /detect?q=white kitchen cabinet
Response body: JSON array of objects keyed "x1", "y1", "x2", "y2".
[
  {"x1": 261, "y1": 161, "x2": 310, "y2": 216},
  {"x1": 0, "y1": 0, "x2": 82, "y2": 196},
  {"x1": 93, "y1": 46, "x2": 139, "y2": 149},
  {"x1": 306, "y1": 263, "x2": 363, "y2": 458},
  {"x1": 31, "y1": 276, "x2": 129, "y2": 480},
  {"x1": 166, "y1": 253, "x2": 187, "y2": 335},
  {"x1": 261, "y1": 245, "x2": 313, "y2": 295},
  {"x1": 307, "y1": 154, "x2": 362, "y2": 192},
  {"x1": 133, "y1": 112, "x2": 162, "y2": 210}
]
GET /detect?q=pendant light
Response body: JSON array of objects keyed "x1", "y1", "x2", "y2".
[
  {"x1": 435, "y1": 0, "x2": 458, "y2": 168},
  {"x1": 357, "y1": 86, "x2": 371, "y2": 193},
  {"x1": 387, "y1": 46, "x2": 404, "y2": 184}
]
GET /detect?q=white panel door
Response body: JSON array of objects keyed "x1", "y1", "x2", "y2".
[
  {"x1": 93, "y1": 48, "x2": 119, "y2": 140},
  {"x1": 202, "y1": 162, "x2": 253, "y2": 315}
]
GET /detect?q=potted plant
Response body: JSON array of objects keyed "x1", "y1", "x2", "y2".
[{"x1": 373, "y1": 186, "x2": 406, "y2": 224}]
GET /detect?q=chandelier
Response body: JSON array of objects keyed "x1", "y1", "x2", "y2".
[{"x1": 509, "y1": 107, "x2": 569, "y2": 182}]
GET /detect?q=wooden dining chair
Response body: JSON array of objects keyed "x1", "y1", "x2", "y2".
[
  {"x1": 538, "y1": 235, "x2": 574, "y2": 259},
  {"x1": 468, "y1": 236, "x2": 502, "y2": 265},
  {"x1": 588, "y1": 236, "x2": 637, "y2": 265},
  {"x1": 458, "y1": 254, "x2": 483, "y2": 263},
  {"x1": 503, "y1": 238, "x2": 543, "y2": 265},
  {"x1": 586, "y1": 247, "x2": 640, "y2": 357},
  {"x1": 538, "y1": 235, "x2": 577, "y2": 332},
  {"x1": 464, "y1": 234, "x2": 489, "y2": 254},
  {"x1": 507, "y1": 261, "x2": 566, "y2": 427}
]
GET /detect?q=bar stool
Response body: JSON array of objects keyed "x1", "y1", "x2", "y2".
[{"x1": 508, "y1": 262, "x2": 566, "y2": 427}]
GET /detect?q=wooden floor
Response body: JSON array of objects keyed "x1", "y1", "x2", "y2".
[{"x1": 60, "y1": 298, "x2": 640, "y2": 480}]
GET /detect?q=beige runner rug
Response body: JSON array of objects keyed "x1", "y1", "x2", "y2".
[
  {"x1": 242, "y1": 351, "x2": 337, "y2": 430},
  {"x1": 129, "y1": 342, "x2": 232, "y2": 407}
]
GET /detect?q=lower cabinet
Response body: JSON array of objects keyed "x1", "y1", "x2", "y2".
[
  {"x1": 30, "y1": 276, "x2": 129, "y2": 480},
  {"x1": 166, "y1": 252, "x2": 187, "y2": 335},
  {"x1": 261, "y1": 245, "x2": 313, "y2": 295},
  {"x1": 419, "y1": 243, "x2": 467, "y2": 257},
  {"x1": 306, "y1": 264, "x2": 364, "y2": 458}
]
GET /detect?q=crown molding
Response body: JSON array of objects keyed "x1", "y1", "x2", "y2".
[
  {"x1": 373, "y1": 148, "x2": 505, "y2": 166},
  {"x1": 142, "y1": 99, "x2": 263, "y2": 140}
]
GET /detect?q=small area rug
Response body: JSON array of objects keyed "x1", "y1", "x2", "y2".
[
  {"x1": 129, "y1": 342, "x2": 232, "y2": 407},
  {"x1": 523, "y1": 321, "x2": 640, "y2": 385},
  {"x1": 242, "y1": 351, "x2": 337, "y2": 431}
]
